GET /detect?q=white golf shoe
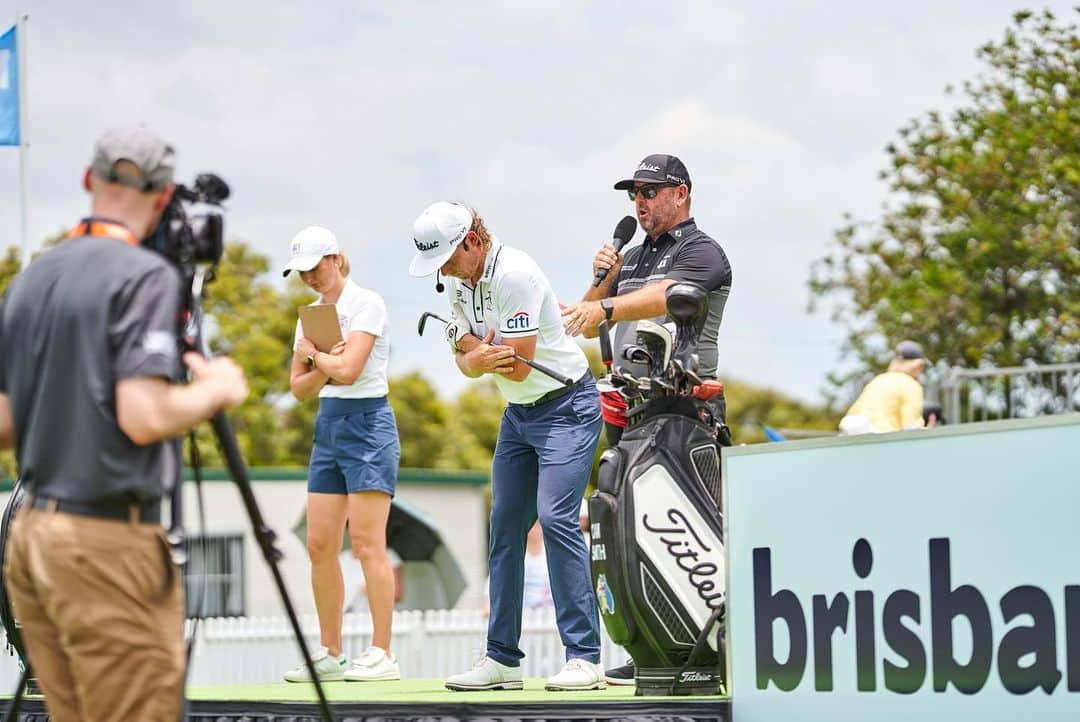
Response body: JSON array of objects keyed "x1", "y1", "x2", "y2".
[
  {"x1": 545, "y1": 658, "x2": 605, "y2": 691},
  {"x1": 344, "y1": 645, "x2": 401, "y2": 681},
  {"x1": 282, "y1": 646, "x2": 348, "y2": 682},
  {"x1": 445, "y1": 656, "x2": 524, "y2": 691}
]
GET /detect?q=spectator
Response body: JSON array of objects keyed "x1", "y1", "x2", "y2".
[{"x1": 839, "y1": 340, "x2": 931, "y2": 434}]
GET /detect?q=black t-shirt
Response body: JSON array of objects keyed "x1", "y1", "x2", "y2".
[
  {"x1": 0, "y1": 235, "x2": 183, "y2": 502},
  {"x1": 611, "y1": 218, "x2": 732, "y2": 297},
  {"x1": 609, "y1": 218, "x2": 733, "y2": 378}
]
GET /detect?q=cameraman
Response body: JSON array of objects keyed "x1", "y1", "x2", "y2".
[{"x1": 0, "y1": 126, "x2": 248, "y2": 722}]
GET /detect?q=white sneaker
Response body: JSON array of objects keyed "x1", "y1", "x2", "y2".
[
  {"x1": 546, "y1": 658, "x2": 605, "y2": 691},
  {"x1": 283, "y1": 646, "x2": 348, "y2": 682},
  {"x1": 445, "y1": 656, "x2": 524, "y2": 691},
  {"x1": 344, "y1": 645, "x2": 401, "y2": 681}
]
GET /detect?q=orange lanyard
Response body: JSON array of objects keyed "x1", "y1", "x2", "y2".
[{"x1": 67, "y1": 218, "x2": 139, "y2": 246}]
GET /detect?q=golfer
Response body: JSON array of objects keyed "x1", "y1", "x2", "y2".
[{"x1": 409, "y1": 201, "x2": 604, "y2": 691}]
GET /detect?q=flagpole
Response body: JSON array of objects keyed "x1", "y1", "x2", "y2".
[{"x1": 16, "y1": 11, "x2": 28, "y2": 264}]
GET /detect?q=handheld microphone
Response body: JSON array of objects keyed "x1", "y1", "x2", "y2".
[{"x1": 593, "y1": 216, "x2": 637, "y2": 287}]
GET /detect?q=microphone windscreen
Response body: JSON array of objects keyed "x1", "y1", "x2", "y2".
[{"x1": 612, "y1": 216, "x2": 637, "y2": 250}]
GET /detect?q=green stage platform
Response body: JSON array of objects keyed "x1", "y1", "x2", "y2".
[{"x1": 3, "y1": 678, "x2": 731, "y2": 721}]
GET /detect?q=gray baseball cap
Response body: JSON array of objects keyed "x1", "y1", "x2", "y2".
[
  {"x1": 895, "y1": 340, "x2": 927, "y2": 361},
  {"x1": 91, "y1": 126, "x2": 176, "y2": 192}
]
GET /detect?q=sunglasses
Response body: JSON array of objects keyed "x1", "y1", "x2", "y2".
[{"x1": 627, "y1": 184, "x2": 674, "y2": 201}]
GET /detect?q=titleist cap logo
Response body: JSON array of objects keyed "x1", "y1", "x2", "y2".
[
  {"x1": 638, "y1": 162, "x2": 661, "y2": 172},
  {"x1": 414, "y1": 238, "x2": 439, "y2": 252}
]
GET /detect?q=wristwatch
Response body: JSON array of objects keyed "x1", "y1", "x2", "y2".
[
  {"x1": 600, "y1": 298, "x2": 614, "y2": 321},
  {"x1": 306, "y1": 353, "x2": 316, "y2": 368}
]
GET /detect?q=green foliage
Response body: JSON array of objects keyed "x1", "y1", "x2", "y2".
[
  {"x1": 723, "y1": 379, "x2": 840, "y2": 443},
  {"x1": 0, "y1": 247, "x2": 21, "y2": 298},
  {"x1": 810, "y1": 9, "x2": 1080, "y2": 392},
  {"x1": 388, "y1": 371, "x2": 454, "y2": 468}
]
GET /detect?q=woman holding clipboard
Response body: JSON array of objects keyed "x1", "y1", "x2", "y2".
[{"x1": 281, "y1": 225, "x2": 402, "y2": 683}]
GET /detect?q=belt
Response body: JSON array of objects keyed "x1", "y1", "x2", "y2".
[
  {"x1": 513, "y1": 372, "x2": 591, "y2": 408},
  {"x1": 29, "y1": 495, "x2": 161, "y2": 524}
]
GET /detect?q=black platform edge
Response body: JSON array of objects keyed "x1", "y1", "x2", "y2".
[{"x1": 1, "y1": 696, "x2": 731, "y2": 722}]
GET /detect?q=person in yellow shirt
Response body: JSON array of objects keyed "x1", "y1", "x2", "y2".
[{"x1": 838, "y1": 341, "x2": 931, "y2": 434}]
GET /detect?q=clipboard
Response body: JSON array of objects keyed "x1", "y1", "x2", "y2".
[{"x1": 298, "y1": 304, "x2": 344, "y2": 352}]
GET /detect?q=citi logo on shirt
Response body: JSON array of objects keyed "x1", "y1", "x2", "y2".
[{"x1": 506, "y1": 311, "x2": 530, "y2": 330}]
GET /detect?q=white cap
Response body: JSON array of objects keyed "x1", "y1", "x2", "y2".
[
  {"x1": 282, "y1": 226, "x2": 340, "y2": 277},
  {"x1": 409, "y1": 201, "x2": 472, "y2": 277}
]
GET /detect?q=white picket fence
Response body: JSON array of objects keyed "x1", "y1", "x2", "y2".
[{"x1": 0, "y1": 608, "x2": 626, "y2": 688}]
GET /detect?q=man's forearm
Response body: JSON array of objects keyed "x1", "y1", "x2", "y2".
[
  {"x1": 454, "y1": 351, "x2": 482, "y2": 378},
  {"x1": 119, "y1": 378, "x2": 231, "y2": 446},
  {"x1": 581, "y1": 284, "x2": 611, "y2": 303},
  {"x1": 609, "y1": 280, "x2": 673, "y2": 322}
]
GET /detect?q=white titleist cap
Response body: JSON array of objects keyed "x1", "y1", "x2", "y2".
[
  {"x1": 409, "y1": 201, "x2": 472, "y2": 277},
  {"x1": 282, "y1": 226, "x2": 339, "y2": 277}
]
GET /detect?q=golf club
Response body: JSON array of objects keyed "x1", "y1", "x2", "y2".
[{"x1": 418, "y1": 311, "x2": 574, "y2": 387}]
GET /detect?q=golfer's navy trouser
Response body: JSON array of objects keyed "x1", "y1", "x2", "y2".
[{"x1": 487, "y1": 376, "x2": 603, "y2": 666}]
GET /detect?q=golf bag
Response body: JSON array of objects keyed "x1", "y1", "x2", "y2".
[{"x1": 589, "y1": 394, "x2": 725, "y2": 696}]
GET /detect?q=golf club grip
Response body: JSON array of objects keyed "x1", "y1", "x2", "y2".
[{"x1": 515, "y1": 354, "x2": 574, "y2": 386}]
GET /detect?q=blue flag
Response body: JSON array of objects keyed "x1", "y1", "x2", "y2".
[{"x1": 0, "y1": 25, "x2": 19, "y2": 146}]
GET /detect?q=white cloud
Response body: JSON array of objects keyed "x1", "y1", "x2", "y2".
[{"x1": 0, "y1": 0, "x2": 1071, "y2": 404}]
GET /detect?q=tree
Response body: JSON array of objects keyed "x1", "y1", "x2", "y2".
[
  {"x1": 810, "y1": 9, "x2": 1080, "y2": 393},
  {"x1": 188, "y1": 242, "x2": 305, "y2": 465},
  {"x1": 387, "y1": 371, "x2": 454, "y2": 468},
  {"x1": 443, "y1": 379, "x2": 505, "y2": 470},
  {"x1": 723, "y1": 379, "x2": 840, "y2": 443}
]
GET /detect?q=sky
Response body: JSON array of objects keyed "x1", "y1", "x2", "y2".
[{"x1": 0, "y1": 1, "x2": 1073, "y2": 405}]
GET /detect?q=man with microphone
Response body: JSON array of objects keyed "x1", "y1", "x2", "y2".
[
  {"x1": 563, "y1": 155, "x2": 733, "y2": 684},
  {"x1": 564, "y1": 153, "x2": 733, "y2": 435}
]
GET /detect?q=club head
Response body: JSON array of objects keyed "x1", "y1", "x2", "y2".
[
  {"x1": 635, "y1": 320, "x2": 673, "y2": 378},
  {"x1": 622, "y1": 344, "x2": 653, "y2": 367},
  {"x1": 417, "y1": 311, "x2": 445, "y2": 337},
  {"x1": 666, "y1": 281, "x2": 708, "y2": 368},
  {"x1": 671, "y1": 358, "x2": 703, "y2": 388},
  {"x1": 666, "y1": 281, "x2": 708, "y2": 328}
]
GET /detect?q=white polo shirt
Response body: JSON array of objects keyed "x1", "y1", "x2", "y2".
[
  {"x1": 294, "y1": 278, "x2": 390, "y2": 398},
  {"x1": 446, "y1": 238, "x2": 588, "y2": 404}
]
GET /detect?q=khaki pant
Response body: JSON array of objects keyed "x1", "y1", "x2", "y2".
[{"x1": 4, "y1": 506, "x2": 185, "y2": 722}]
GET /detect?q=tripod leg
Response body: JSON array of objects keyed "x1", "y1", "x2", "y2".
[
  {"x1": 208, "y1": 412, "x2": 337, "y2": 722},
  {"x1": 2, "y1": 665, "x2": 30, "y2": 722}
]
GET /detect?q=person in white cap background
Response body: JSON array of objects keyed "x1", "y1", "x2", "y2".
[
  {"x1": 409, "y1": 201, "x2": 605, "y2": 692},
  {"x1": 838, "y1": 340, "x2": 935, "y2": 434},
  {"x1": 0, "y1": 126, "x2": 248, "y2": 721},
  {"x1": 282, "y1": 226, "x2": 402, "y2": 683}
]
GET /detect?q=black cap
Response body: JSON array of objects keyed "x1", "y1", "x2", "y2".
[{"x1": 614, "y1": 154, "x2": 692, "y2": 191}]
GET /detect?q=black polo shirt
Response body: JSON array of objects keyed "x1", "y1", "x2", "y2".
[
  {"x1": 0, "y1": 235, "x2": 184, "y2": 503},
  {"x1": 609, "y1": 218, "x2": 732, "y2": 378}
]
